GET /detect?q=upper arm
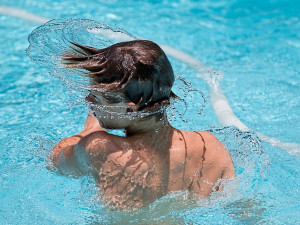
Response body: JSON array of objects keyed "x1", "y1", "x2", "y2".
[
  {"x1": 190, "y1": 131, "x2": 235, "y2": 195},
  {"x1": 51, "y1": 110, "x2": 106, "y2": 176},
  {"x1": 53, "y1": 140, "x2": 90, "y2": 177},
  {"x1": 52, "y1": 131, "x2": 108, "y2": 177}
]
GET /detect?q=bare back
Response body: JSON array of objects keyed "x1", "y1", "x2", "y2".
[{"x1": 78, "y1": 129, "x2": 234, "y2": 208}]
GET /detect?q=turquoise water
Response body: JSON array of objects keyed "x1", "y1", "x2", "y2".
[{"x1": 1, "y1": 0, "x2": 300, "y2": 224}]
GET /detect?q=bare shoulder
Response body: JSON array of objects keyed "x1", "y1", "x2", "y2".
[
  {"x1": 175, "y1": 130, "x2": 233, "y2": 171},
  {"x1": 78, "y1": 131, "x2": 128, "y2": 163},
  {"x1": 79, "y1": 131, "x2": 117, "y2": 154},
  {"x1": 180, "y1": 130, "x2": 234, "y2": 195},
  {"x1": 196, "y1": 131, "x2": 230, "y2": 162},
  {"x1": 197, "y1": 131, "x2": 235, "y2": 178},
  {"x1": 180, "y1": 130, "x2": 221, "y2": 157},
  {"x1": 196, "y1": 131, "x2": 222, "y2": 145}
]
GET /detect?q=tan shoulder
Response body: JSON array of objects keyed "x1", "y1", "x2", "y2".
[
  {"x1": 78, "y1": 131, "x2": 114, "y2": 155},
  {"x1": 196, "y1": 131, "x2": 225, "y2": 152},
  {"x1": 196, "y1": 131, "x2": 234, "y2": 176},
  {"x1": 196, "y1": 131, "x2": 220, "y2": 145},
  {"x1": 188, "y1": 131, "x2": 235, "y2": 195}
]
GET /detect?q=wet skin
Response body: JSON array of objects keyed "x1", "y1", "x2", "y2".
[{"x1": 52, "y1": 95, "x2": 235, "y2": 209}]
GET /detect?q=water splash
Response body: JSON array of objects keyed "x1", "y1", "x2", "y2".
[
  {"x1": 167, "y1": 75, "x2": 206, "y2": 127},
  {"x1": 26, "y1": 18, "x2": 207, "y2": 123},
  {"x1": 27, "y1": 19, "x2": 136, "y2": 66},
  {"x1": 27, "y1": 19, "x2": 135, "y2": 96}
]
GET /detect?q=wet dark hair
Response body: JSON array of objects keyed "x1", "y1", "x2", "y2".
[{"x1": 62, "y1": 40, "x2": 176, "y2": 111}]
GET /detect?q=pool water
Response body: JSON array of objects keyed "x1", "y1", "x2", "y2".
[{"x1": 1, "y1": 0, "x2": 300, "y2": 224}]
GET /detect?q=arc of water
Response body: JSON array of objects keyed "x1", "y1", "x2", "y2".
[{"x1": 1, "y1": 5, "x2": 299, "y2": 156}]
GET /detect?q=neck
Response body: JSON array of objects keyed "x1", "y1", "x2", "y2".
[{"x1": 125, "y1": 113, "x2": 172, "y2": 138}]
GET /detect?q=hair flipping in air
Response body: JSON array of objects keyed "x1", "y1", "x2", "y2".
[{"x1": 62, "y1": 40, "x2": 176, "y2": 111}]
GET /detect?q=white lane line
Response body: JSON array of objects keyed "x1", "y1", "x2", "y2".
[
  {"x1": 1, "y1": 5, "x2": 299, "y2": 156},
  {"x1": 0, "y1": 5, "x2": 49, "y2": 24}
]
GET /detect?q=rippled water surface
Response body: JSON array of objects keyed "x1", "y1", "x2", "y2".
[{"x1": 1, "y1": 0, "x2": 299, "y2": 224}]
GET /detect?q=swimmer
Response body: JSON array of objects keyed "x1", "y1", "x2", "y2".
[{"x1": 52, "y1": 40, "x2": 235, "y2": 208}]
